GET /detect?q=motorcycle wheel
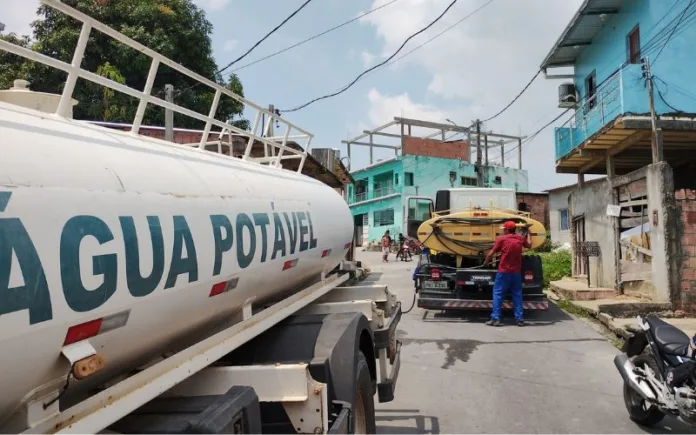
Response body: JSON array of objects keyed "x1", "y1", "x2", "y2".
[{"x1": 623, "y1": 354, "x2": 665, "y2": 427}]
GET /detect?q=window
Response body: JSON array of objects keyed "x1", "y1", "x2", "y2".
[
  {"x1": 518, "y1": 202, "x2": 528, "y2": 212},
  {"x1": 374, "y1": 208, "x2": 395, "y2": 227},
  {"x1": 404, "y1": 172, "x2": 414, "y2": 186},
  {"x1": 628, "y1": 25, "x2": 641, "y2": 64},
  {"x1": 449, "y1": 171, "x2": 457, "y2": 181},
  {"x1": 494, "y1": 176, "x2": 502, "y2": 184},
  {"x1": 461, "y1": 176, "x2": 476, "y2": 186},
  {"x1": 559, "y1": 209, "x2": 570, "y2": 232},
  {"x1": 394, "y1": 173, "x2": 399, "y2": 185},
  {"x1": 585, "y1": 71, "x2": 597, "y2": 110}
]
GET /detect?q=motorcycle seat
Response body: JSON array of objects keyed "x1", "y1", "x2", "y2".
[{"x1": 646, "y1": 316, "x2": 690, "y2": 356}]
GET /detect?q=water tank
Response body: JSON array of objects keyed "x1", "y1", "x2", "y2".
[
  {"x1": 0, "y1": 79, "x2": 78, "y2": 118},
  {"x1": 558, "y1": 83, "x2": 577, "y2": 108}
]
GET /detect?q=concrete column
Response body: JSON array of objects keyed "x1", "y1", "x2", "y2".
[{"x1": 578, "y1": 173, "x2": 585, "y2": 188}]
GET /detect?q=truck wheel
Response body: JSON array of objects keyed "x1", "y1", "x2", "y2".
[{"x1": 353, "y1": 352, "x2": 377, "y2": 434}]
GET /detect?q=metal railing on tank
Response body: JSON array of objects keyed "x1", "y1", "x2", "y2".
[{"x1": 0, "y1": 0, "x2": 312, "y2": 173}]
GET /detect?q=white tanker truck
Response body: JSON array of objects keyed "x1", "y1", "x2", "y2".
[{"x1": 0, "y1": 1, "x2": 401, "y2": 433}]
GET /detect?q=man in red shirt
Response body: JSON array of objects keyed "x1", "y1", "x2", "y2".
[{"x1": 483, "y1": 220, "x2": 531, "y2": 327}]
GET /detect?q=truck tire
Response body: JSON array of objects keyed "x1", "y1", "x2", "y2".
[
  {"x1": 353, "y1": 352, "x2": 377, "y2": 434},
  {"x1": 622, "y1": 354, "x2": 665, "y2": 427}
]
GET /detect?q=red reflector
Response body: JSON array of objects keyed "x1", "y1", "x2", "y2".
[
  {"x1": 283, "y1": 259, "x2": 298, "y2": 270},
  {"x1": 344, "y1": 243, "x2": 352, "y2": 249},
  {"x1": 524, "y1": 271, "x2": 534, "y2": 283},
  {"x1": 453, "y1": 232, "x2": 463, "y2": 236},
  {"x1": 455, "y1": 280, "x2": 467, "y2": 286},
  {"x1": 64, "y1": 318, "x2": 103, "y2": 346},
  {"x1": 209, "y1": 281, "x2": 228, "y2": 296},
  {"x1": 472, "y1": 232, "x2": 482, "y2": 236},
  {"x1": 430, "y1": 269, "x2": 441, "y2": 281},
  {"x1": 321, "y1": 249, "x2": 331, "y2": 258}
]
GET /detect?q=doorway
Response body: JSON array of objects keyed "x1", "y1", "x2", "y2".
[{"x1": 573, "y1": 216, "x2": 587, "y2": 276}]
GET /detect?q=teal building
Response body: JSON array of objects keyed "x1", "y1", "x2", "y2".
[{"x1": 347, "y1": 155, "x2": 530, "y2": 245}]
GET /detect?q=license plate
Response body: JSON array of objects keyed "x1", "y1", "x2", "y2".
[
  {"x1": 471, "y1": 275, "x2": 490, "y2": 281},
  {"x1": 422, "y1": 280, "x2": 449, "y2": 290}
]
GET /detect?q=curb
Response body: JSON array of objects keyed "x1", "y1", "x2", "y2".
[{"x1": 547, "y1": 290, "x2": 633, "y2": 341}]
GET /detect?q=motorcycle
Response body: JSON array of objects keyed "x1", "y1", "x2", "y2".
[{"x1": 615, "y1": 315, "x2": 696, "y2": 427}]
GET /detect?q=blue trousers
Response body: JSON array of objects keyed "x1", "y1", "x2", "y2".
[{"x1": 491, "y1": 272, "x2": 524, "y2": 321}]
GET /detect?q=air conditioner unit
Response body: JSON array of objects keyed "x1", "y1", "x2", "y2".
[{"x1": 558, "y1": 83, "x2": 577, "y2": 108}]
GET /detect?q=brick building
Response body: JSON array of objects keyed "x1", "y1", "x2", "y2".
[{"x1": 516, "y1": 192, "x2": 550, "y2": 232}]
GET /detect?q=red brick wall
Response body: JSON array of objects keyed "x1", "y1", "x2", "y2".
[
  {"x1": 676, "y1": 189, "x2": 696, "y2": 311},
  {"x1": 516, "y1": 193, "x2": 549, "y2": 231},
  {"x1": 402, "y1": 136, "x2": 469, "y2": 160}
]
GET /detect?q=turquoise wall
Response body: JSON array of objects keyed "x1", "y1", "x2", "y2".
[
  {"x1": 348, "y1": 155, "x2": 529, "y2": 244},
  {"x1": 555, "y1": 0, "x2": 696, "y2": 159}
]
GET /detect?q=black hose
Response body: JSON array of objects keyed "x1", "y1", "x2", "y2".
[{"x1": 402, "y1": 292, "x2": 417, "y2": 314}]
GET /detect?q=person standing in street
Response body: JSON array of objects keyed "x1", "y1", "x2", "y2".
[
  {"x1": 483, "y1": 220, "x2": 531, "y2": 327},
  {"x1": 381, "y1": 230, "x2": 392, "y2": 263}
]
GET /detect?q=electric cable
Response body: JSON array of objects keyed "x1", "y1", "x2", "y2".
[
  {"x1": 479, "y1": 69, "x2": 542, "y2": 123},
  {"x1": 217, "y1": 0, "x2": 314, "y2": 74},
  {"x1": 175, "y1": 0, "x2": 314, "y2": 97},
  {"x1": 280, "y1": 0, "x2": 478, "y2": 113},
  {"x1": 232, "y1": 0, "x2": 401, "y2": 73}
]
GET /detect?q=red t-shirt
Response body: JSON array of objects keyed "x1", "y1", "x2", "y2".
[{"x1": 490, "y1": 234, "x2": 531, "y2": 273}]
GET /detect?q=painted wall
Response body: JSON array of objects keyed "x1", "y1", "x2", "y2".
[
  {"x1": 555, "y1": 0, "x2": 696, "y2": 159},
  {"x1": 569, "y1": 179, "x2": 616, "y2": 288},
  {"x1": 348, "y1": 155, "x2": 530, "y2": 243},
  {"x1": 549, "y1": 189, "x2": 573, "y2": 246}
]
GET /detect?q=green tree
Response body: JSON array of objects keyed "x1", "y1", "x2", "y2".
[{"x1": 0, "y1": 0, "x2": 248, "y2": 129}]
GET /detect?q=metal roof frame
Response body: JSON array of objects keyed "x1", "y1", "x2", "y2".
[{"x1": 342, "y1": 116, "x2": 526, "y2": 172}]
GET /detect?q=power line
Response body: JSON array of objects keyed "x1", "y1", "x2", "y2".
[
  {"x1": 480, "y1": 69, "x2": 542, "y2": 123},
  {"x1": 217, "y1": 0, "x2": 314, "y2": 75},
  {"x1": 232, "y1": 0, "x2": 401, "y2": 73},
  {"x1": 369, "y1": 0, "x2": 495, "y2": 72},
  {"x1": 280, "y1": 0, "x2": 473, "y2": 113},
  {"x1": 503, "y1": 108, "x2": 572, "y2": 159}
]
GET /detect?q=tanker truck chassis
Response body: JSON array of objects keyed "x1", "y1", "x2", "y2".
[
  {"x1": 32, "y1": 269, "x2": 402, "y2": 434},
  {"x1": 0, "y1": 1, "x2": 401, "y2": 432}
]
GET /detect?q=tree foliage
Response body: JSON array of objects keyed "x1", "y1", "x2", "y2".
[{"x1": 0, "y1": 0, "x2": 248, "y2": 129}]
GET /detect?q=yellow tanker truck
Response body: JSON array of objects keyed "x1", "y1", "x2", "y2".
[{"x1": 406, "y1": 188, "x2": 549, "y2": 313}]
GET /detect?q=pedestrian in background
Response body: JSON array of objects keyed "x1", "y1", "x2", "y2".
[
  {"x1": 483, "y1": 220, "x2": 531, "y2": 327},
  {"x1": 381, "y1": 230, "x2": 392, "y2": 263}
]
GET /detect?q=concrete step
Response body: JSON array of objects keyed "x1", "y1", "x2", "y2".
[{"x1": 549, "y1": 279, "x2": 616, "y2": 301}]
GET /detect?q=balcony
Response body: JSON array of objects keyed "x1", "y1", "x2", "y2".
[
  {"x1": 348, "y1": 184, "x2": 401, "y2": 205},
  {"x1": 554, "y1": 63, "x2": 648, "y2": 162}
]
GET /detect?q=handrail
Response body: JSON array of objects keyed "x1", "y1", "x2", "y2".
[
  {"x1": 555, "y1": 66, "x2": 624, "y2": 160},
  {"x1": 0, "y1": 0, "x2": 312, "y2": 173}
]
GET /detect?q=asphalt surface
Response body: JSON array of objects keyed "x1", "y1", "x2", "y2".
[{"x1": 357, "y1": 251, "x2": 696, "y2": 434}]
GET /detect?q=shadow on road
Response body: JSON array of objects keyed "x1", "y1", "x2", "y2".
[
  {"x1": 420, "y1": 301, "x2": 574, "y2": 326},
  {"x1": 376, "y1": 409, "x2": 440, "y2": 434}
]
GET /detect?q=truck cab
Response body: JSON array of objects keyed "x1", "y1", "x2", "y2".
[{"x1": 405, "y1": 188, "x2": 517, "y2": 239}]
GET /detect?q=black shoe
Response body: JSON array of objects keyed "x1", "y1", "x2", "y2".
[
  {"x1": 517, "y1": 320, "x2": 525, "y2": 327},
  {"x1": 486, "y1": 319, "x2": 501, "y2": 327}
]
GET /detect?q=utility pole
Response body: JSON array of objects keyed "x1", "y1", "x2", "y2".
[
  {"x1": 268, "y1": 104, "x2": 275, "y2": 138},
  {"x1": 643, "y1": 56, "x2": 663, "y2": 163},
  {"x1": 475, "y1": 119, "x2": 484, "y2": 187},
  {"x1": 164, "y1": 84, "x2": 174, "y2": 142}
]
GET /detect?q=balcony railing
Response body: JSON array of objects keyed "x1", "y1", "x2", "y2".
[
  {"x1": 554, "y1": 62, "x2": 655, "y2": 161},
  {"x1": 555, "y1": 68, "x2": 624, "y2": 161},
  {"x1": 348, "y1": 184, "x2": 401, "y2": 205}
]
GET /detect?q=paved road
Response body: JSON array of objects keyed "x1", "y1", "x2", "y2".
[{"x1": 357, "y1": 251, "x2": 696, "y2": 434}]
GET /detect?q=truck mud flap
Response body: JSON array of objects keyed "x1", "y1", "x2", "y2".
[
  {"x1": 373, "y1": 302, "x2": 402, "y2": 403},
  {"x1": 418, "y1": 298, "x2": 549, "y2": 311}
]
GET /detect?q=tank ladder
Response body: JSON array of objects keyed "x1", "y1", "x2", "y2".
[{"x1": 0, "y1": 0, "x2": 312, "y2": 173}]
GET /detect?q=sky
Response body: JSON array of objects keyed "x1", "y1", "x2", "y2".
[{"x1": 1, "y1": 0, "x2": 587, "y2": 192}]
